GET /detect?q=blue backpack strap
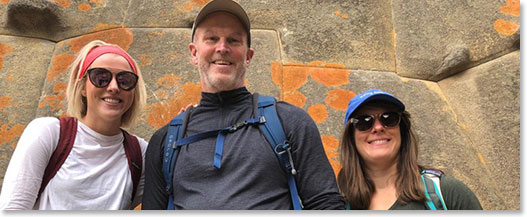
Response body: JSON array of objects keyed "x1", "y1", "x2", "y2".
[
  {"x1": 421, "y1": 169, "x2": 447, "y2": 210},
  {"x1": 256, "y1": 94, "x2": 303, "y2": 210},
  {"x1": 162, "y1": 112, "x2": 186, "y2": 210}
]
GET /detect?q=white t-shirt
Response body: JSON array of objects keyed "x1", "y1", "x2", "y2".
[{"x1": 0, "y1": 117, "x2": 148, "y2": 210}]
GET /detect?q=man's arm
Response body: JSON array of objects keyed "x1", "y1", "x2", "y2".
[
  {"x1": 276, "y1": 102, "x2": 346, "y2": 210},
  {"x1": 141, "y1": 125, "x2": 170, "y2": 210}
]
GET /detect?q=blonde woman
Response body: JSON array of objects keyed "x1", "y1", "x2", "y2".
[{"x1": 0, "y1": 40, "x2": 148, "y2": 210}]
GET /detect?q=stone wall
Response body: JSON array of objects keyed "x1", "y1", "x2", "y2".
[{"x1": 0, "y1": 0, "x2": 520, "y2": 210}]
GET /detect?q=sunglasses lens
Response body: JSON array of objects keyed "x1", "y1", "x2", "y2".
[
  {"x1": 353, "y1": 115, "x2": 374, "y2": 131},
  {"x1": 116, "y1": 71, "x2": 138, "y2": 91},
  {"x1": 380, "y1": 112, "x2": 401, "y2": 127},
  {"x1": 88, "y1": 68, "x2": 112, "y2": 88}
]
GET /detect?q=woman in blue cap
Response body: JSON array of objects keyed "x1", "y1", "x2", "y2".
[{"x1": 337, "y1": 89, "x2": 482, "y2": 210}]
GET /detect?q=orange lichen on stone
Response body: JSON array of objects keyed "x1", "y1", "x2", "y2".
[
  {"x1": 50, "y1": 0, "x2": 71, "y2": 8},
  {"x1": 0, "y1": 96, "x2": 11, "y2": 112},
  {"x1": 341, "y1": 14, "x2": 349, "y2": 19},
  {"x1": 325, "y1": 89, "x2": 355, "y2": 111},
  {"x1": 91, "y1": 23, "x2": 123, "y2": 32},
  {"x1": 155, "y1": 89, "x2": 167, "y2": 99},
  {"x1": 270, "y1": 62, "x2": 283, "y2": 88},
  {"x1": 283, "y1": 62, "x2": 304, "y2": 66},
  {"x1": 500, "y1": 0, "x2": 520, "y2": 17},
  {"x1": 307, "y1": 104, "x2": 328, "y2": 123},
  {"x1": 244, "y1": 78, "x2": 250, "y2": 89},
  {"x1": 309, "y1": 67, "x2": 349, "y2": 87},
  {"x1": 6, "y1": 75, "x2": 14, "y2": 82},
  {"x1": 0, "y1": 123, "x2": 25, "y2": 148},
  {"x1": 78, "y1": 3, "x2": 91, "y2": 12},
  {"x1": 39, "y1": 82, "x2": 67, "y2": 112},
  {"x1": 308, "y1": 61, "x2": 324, "y2": 67},
  {"x1": 321, "y1": 135, "x2": 341, "y2": 177},
  {"x1": 175, "y1": 0, "x2": 209, "y2": 13},
  {"x1": 0, "y1": 42, "x2": 13, "y2": 55},
  {"x1": 157, "y1": 74, "x2": 181, "y2": 89},
  {"x1": 47, "y1": 53, "x2": 75, "y2": 81},
  {"x1": 494, "y1": 19, "x2": 519, "y2": 36},
  {"x1": 283, "y1": 91, "x2": 306, "y2": 108},
  {"x1": 477, "y1": 153, "x2": 487, "y2": 167},
  {"x1": 0, "y1": 0, "x2": 10, "y2": 4},
  {"x1": 282, "y1": 66, "x2": 308, "y2": 92},
  {"x1": 138, "y1": 54, "x2": 153, "y2": 67},
  {"x1": 147, "y1": 82, "x2": 201, "y2": 129},
  {"x1": 0, "y1": 42, "x2": 14, "y2": 71},
  {"x1": 147, "y1": 31, "x2": 164, "y2": 40},
  {"x1": 334, "y1": 10, "x2": 341, "y2": 16},
  {"x1": 90, "y1": 0, "x2": 106, "y2": 8},
  {"x1": 68, "y1": 28, "x2": 133, "y2": 53}
]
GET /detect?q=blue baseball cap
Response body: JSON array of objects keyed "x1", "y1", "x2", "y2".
[{"x1": 344, "y1": 89, "x2": 405, "y2": 125}]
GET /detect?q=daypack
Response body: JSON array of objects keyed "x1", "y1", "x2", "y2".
[
  {"x1": 421, "y1": 169, "x2": 447, "y2": 210},
  {"x1": 37, "y1": 117, "x2": 142, "y2": 201},
  {"x1": 162, "y1": 94, "x2": 302, "y2": 210}
]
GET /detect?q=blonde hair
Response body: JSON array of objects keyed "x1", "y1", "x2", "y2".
[{"x1": 65, "y1": 40, "x2": 147, "y2": 128}]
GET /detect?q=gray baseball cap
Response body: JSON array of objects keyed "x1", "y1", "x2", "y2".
[{"x1": 191, "y1": 0, "x2": 251, "y2": 47}]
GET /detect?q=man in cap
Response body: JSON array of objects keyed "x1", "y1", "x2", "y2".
[{"x1": 142, "y1": 0, "x2": 345, "y2": 209}]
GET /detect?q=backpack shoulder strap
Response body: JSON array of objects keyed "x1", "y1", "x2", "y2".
[
  {"x1": 162, "y1": 109, "x2": 190, "y2": 210},
  {"x1": 421, "y1": 169, "x2": 447, "y2": 210},
  {"x1": 121, "y1": 129, "x2": 143, "y2": 201},
  {"x1": 39, "y1": 117, "x2": 77, "y2": 197},
  {"x1": 255, "y1": 94, "x2": 303, "y2": 210}
]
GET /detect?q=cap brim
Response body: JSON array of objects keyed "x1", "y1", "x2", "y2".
[
  {"x1": 191, "y1": 0, "x2": 250, "y2": 43},
  {"x1": 344, "y1": 91, "x2": 405, "y2": 125}
]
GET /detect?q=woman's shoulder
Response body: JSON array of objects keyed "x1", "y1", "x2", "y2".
[
  {"x1": 439, "y1": 173, "x2": 483, "y2": 209},
  {"x1": 26, "y1": 117, "x2": 60, "y2": 133},
  {"x1": 28, "y1": 116, "x2": 60, "y2": 126}
]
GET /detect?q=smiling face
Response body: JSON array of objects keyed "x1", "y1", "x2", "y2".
[
  {"x1": 189, "y1": 11, "x2": 254, "y2": 93},
  {"x1": 81, "y1": 53, "x2": 135, "y2": 125},
  {"x1": 353, "y1": 105, "x2": 402, "y2": 166}
]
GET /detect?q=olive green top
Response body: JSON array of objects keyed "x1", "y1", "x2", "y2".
[
  {"x1": 345, "y1": 174, "x2": 483, "y2": 210},
  {"x1": 389, "y1": 175, "x2": 482, "y2": 210}
]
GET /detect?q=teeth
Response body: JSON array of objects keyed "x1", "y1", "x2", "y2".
[
  {"x1": 369, "y1": 139, "x2": 389, "y2": 145},
  {"x1": 214, "y1": 60, "x2": 231, "y2": 65},
  {"x1": 104, "y1": 98, "x2": 120, "y2": 103}
]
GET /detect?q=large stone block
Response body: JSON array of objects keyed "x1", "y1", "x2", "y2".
[
  {"x1": 392, "y1": 0, "x2": 519, "y2": 81},
  {"x1": 438, "y1": 50, "x2": 520, "y2": 209},
  {"x1": 0, "y1": 0, "x2": 131, "y2": 41},
  {"x1": 0, "y1": 35, "x2": 55, "y2": 190},
  {"x1": 126, "y1": 0, "x2": 395, "y2": 72}
]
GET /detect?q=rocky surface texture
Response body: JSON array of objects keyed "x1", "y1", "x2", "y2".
[{"x1": 0, "y1": 0, "x2": 519, "y2": 210}]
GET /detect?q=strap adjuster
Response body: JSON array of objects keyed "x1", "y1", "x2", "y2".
[{"x1": 274, "y1": 141, "x2": 298, "y2": 175}]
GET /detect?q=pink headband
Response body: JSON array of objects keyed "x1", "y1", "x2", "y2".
[{"x1": 78, "y1": 45, "x2": 137, "y2": 79}]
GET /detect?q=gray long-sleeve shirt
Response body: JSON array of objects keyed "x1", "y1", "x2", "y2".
[{"x1": 142, "y1": 87, "x2": 345, "y2": 209}]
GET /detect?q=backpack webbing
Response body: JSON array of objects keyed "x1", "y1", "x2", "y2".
[
  {"x1": 162, "y1": 94, "x2": 302, "y2": 210},
  {"x1": 38, "y1": 117, "x2": 142, "y2": 201},
  {"x1": 421, "y1": 169, "x2": 447, "y2": 210}
]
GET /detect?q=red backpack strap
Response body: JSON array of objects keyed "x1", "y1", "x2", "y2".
[
  {"x1": 121, "y1": 129, "x2": 142, "y2": 201},
  {"x1": 38, "y1": 117, "x2": 77, "y2": 198}
]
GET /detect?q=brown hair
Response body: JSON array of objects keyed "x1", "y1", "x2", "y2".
[
  {"x1": 65, "y1": 40, "x2": 147, "y2": 128},
  {"x1": 337, "y1": 101, "x2": 429, "y2": 209}
]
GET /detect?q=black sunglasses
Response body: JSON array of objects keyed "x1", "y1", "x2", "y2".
[
  {"x1": 87, "y1": 68, "x2": 138, "y2": 91},
  {"x1": 350, "y1": 112, "x2": 401, "y2": 131}
]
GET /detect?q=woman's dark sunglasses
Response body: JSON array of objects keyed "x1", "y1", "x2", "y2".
[
  {"x1": 87, "y1": 68, "x2": 138, "y2": 91},
  {"x1": 350, "y1": 112, "x2": 401, "y2": 131}
]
